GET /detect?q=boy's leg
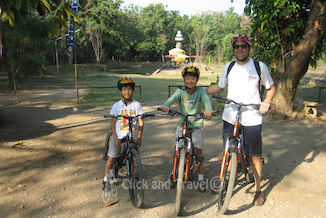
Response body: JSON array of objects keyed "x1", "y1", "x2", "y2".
[
  {"x1": 194, "y1": 147, "x2": 204, "y2": 175},
  {"x1": 192, "y1": 128, "x2": 206, "y2": 192},
  {"x1": 103, "y1": 137, "x2": 120, "y2": 191}
]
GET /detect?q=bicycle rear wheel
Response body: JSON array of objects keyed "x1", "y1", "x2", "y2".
[
  {"x1": 128, "y1": 148, "x2": 144, "y2": 208},
  {"x1": 175, "y1": 148, "x2": 186, "y2": 216},
  {"x1": 218, "y1": 151, "x2": 237, "y2": 214}
]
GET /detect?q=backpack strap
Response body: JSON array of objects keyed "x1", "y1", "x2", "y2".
[
  {"x1": 227, "y1": 60, "x2": 264, "y2": 99},
  {"x1": 253, "y1": 60, "x2": 261, "y2": 90},
  {"x1": 226, "y1": 61, "x2": 236, "y2": 77}
]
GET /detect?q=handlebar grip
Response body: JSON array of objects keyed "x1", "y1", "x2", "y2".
[
  {"x1": 212, "y1": 94, "x2": 224, "y2": 100},
  {"x1": 145, "y1": 114, "x2": 155, "y2": 117},
  {"x1": 157, "y1": 108, "x2": 162, "y2": 111}
]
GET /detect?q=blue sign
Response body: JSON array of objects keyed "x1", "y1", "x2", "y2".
[{"x1": 68, "y1": 0, "x2": 79, "y2": 56}]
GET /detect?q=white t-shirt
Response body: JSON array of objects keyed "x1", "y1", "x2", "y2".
[
  {"x1": 218, "y1": 59, "x2": 274, "y2": 126},
  {"x1": 110, "y1": 99, "x2": 144, "y2": 139}
]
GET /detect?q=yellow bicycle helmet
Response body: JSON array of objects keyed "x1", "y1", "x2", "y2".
[
  {"x1": 182, "y1": 66, "x2": 200, "y2": 78},
  {"x1": 117, "y1": 77, "x2": 135, "y2": 89}
]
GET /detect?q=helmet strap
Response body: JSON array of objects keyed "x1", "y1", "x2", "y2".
[{"x1": 123, "y1": 97, "x2": 133, "y2": 106}]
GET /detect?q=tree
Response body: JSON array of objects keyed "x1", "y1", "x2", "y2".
[
  {"x1": 245, "y1": 0, "x2": 326, "y2": 113},
  {"x1": 1, "y1": 0, "x2": 79, "y2": 37},
  {"x1": 137, "y1": 3, "x2": 179, "y2": 61}
]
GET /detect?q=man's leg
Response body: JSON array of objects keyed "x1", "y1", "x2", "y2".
[{"x1": 251, "y1": 155, "x2": 262, "y2": 192}]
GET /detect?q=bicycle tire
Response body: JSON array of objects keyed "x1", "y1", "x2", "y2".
[
  {"x1": 218, "y1": 151, "x2": 237, "y2": 214},
  {"x1": 175, "y1": 148, "x2": 186, "y2": 216},
  {"x1": 128, "y1": 148, "x2": 144, "y2": 208},
  {"x1": 102, "y1": 132, "x2": 112, "y2": 161}
]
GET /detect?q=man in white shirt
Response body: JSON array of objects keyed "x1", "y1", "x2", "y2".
[{"x1": 207, "y1": 34, "x2": 276, "y2": 206}]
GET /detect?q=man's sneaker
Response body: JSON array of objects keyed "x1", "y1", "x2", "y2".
[
  {"x1": 198, "y1": 180, "x2": 206, "y2": 192},
  {"x1": 102, "y1": 180, "x2": 110, "y2": 192}
]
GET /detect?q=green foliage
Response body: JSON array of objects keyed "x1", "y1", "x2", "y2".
[
  {"x1": 0, "y1": 0, "x2": 79, "y2": 37},
  {"x1": 21, "y1": 53, "x2": 44, "y2": 77},
  {"x1": 244, "y1": 0, "x2": 324, "y2": 73}
]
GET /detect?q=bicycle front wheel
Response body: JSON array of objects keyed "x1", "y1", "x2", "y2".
[
  {"x1": 218, "y1": 151, "x2": 237, "y2": 214},
  {"x1": 175, "y1": 148, "x2": 186, "y2": 216},
  {"x1": 128, "y1": 148, "x2": 144, "y2": 208}
]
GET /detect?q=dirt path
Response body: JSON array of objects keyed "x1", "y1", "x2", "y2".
[{"x1": 0, "y1": 86, "x2": 326, "y2": 217}]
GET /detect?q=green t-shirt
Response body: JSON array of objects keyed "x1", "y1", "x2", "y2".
[{"x1": 163, "y1": 87, "x2": 212, "y2": 128}]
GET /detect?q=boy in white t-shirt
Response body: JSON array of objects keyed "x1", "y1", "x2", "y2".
[{"x1": 103, "y1": 77, "x2": 144, "y2": 193}]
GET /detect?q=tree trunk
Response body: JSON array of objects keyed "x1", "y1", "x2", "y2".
[{"x1": 274, "y1": 0, "x2": 326, "y2": 113}]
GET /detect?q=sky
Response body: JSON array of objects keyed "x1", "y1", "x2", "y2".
[{"x1": 121, "y1": 0, "x2": 246, "y2": 16}]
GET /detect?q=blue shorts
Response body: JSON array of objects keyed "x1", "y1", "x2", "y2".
[{"x1": 222, "y1": 121, "x2": 262, "y2": 157}]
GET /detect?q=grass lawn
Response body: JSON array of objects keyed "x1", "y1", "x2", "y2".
[{"x1": 1, "y1": 61, "x2": 325, "y2": 109}]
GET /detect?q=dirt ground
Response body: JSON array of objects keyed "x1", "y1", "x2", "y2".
[{"x1": 0, "y1": 70, "x2": 326, "y2": 218}]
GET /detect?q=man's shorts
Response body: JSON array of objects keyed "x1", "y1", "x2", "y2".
[
  {"x1": 175, "y1": 126, "x2": 204, "y2": 149},
  {"x1": 107, "y1": 137, "x2": 121, "y2": 158},
  {"x1": 222, "y1": 121, "x2": 262, "y2": 157}
]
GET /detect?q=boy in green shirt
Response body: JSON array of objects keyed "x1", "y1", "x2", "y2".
[{"x1": 161, "y1": 66, "x2": 212, "y2": 192}]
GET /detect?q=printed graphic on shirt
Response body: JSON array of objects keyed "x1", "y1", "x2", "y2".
[
  {"x1": 184, "y1": 97, "x2": 197, "y2": 110},
  {"x1": 120, "y1": 109, "x2": 136, "y2": 131},
  {"x1": 249, "y1": 75, "x2": 258, "y2": 81}
]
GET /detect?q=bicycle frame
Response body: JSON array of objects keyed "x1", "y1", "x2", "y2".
[
  {"x1": 104, "y1": 114, "x2": 153, "y2": 171},
  {"x1": 158, "y1": 108, "x2": 206, "y2": 183},
  {"x1": 213, "y1": 94, "x2": 260, "y2": 214},
  {"x1": 173, "y1": 114, "x2": 194, "y2": 183}
]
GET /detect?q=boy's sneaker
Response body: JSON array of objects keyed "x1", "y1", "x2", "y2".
[
  {"x1": 102, "y1": 180, "x2": 111, "y2": 192},
  {"x1": 169, "y1": 174, "x2": 176, "y2": 188},
  {"x1": 198, "y1": 180, "x2": 206, "y2": 192}
]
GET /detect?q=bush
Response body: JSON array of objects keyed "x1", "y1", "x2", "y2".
[{"x1": 21, "y1": 53, "x2": 44, "y2": 78}]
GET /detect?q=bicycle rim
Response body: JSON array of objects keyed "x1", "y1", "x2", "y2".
[
  {"x1": 175, "y1": 148, "x2": 186, "y2": 216},
  {"x1": 128, "y1": 148, "x2": 144, "y2": 208},
  {"x1": 218, "y1": 151, "x2": 237, "y2": 214}
]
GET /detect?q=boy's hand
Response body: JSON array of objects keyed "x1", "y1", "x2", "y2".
[
  {"x1": 114, "y1": 138, "x2": 121, "y2": 149},
  {"x1": 204, "y1": 110, "x2": 212, "y2": 117},
  {"x1": 161, "y1": 106, "x2": 170, "y2": 114},
  {"x1": 137, "y1": 138, "x2": 142, "y2": 147}
]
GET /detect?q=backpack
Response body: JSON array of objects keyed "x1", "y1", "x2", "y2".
[{"x1": 226, "y1": 60, "x2": 265, "y2": 100}]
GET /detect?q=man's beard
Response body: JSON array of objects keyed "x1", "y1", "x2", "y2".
[{"x1": 237, "y1": 55, "x2": 249, "y2": 62}]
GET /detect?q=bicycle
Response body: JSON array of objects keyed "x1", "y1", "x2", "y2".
[
  {"x1": 212, "y1": 94, "x2": 259, "y2": 214},
  {"x1": 102, "y1": 113, "x2": 155, "y2": 208},
  {"x1": 158, "y1": 108, "x2": 215, "y2": 216}
]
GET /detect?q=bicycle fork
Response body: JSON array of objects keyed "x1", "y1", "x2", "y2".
[
  {"x1": 173, "y1": 133, "x2": 192, "y2": 182},
  {"x1": 219, "y1": 137, "x2": 239, "y2": 181}
]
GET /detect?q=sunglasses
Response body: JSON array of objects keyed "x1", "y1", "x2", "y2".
[{"x1": 233, "y1": 44, "x2": 248, "y2": 49}]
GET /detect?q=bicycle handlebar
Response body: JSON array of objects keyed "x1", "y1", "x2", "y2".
[
  {"x1": 104, "y1": 113, "x2": 155, "y2": 119},
  {"x1": 212, "y1": 94, "x2": 260, "y2": 110},
  {"x1": 157, "y1": 108, "x2": 217, "y2": 118}
]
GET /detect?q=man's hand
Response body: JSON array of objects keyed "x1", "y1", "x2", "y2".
[
  {"x1": 260, "y1": 100, "x2": 271, "y2": 113},
  {"x1": 204, "y1": 110, "x2": 212, "y2": 117}
]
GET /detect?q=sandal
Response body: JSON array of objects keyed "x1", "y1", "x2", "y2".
[{"x1": 253, "y1": 191, "x2": 265, "y2": 206}]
